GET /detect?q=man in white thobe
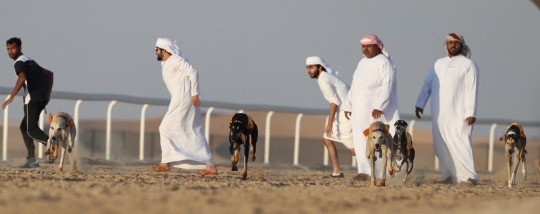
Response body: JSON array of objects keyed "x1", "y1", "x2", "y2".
[
  {"x1": 415, "y1": 33, "x2": 479, "y2": 184},
  {"x1": 150, "y1": 38, "x2": 217, "y2": 176},
  {"x1": 343, "y1": 34, "x2": 400, "y2": 181},
  {"x1": 306, "y1": 56, "x2": 355, "y2": 178}
]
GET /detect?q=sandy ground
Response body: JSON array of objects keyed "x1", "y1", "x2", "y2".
[
  {"x1": 0, "y1": 159, "x2": 539, "y2": 214},
  {"x1": 1, "y1": 112, "x2": 540, "y2": 213}
]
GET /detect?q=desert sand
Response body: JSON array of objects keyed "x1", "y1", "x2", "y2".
[
  {"x1": 0, "y1": 160, "x2": 539, "y2": 214},
  {"x1": 1, "y1": 111, "x2": 539, "y2": 213}
]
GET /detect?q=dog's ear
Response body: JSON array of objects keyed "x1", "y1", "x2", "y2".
[
  {"x1": 499, "y1": 134, "x2": 505, "y2": 141},
  {"x1": 520, "y1": 129, "x2": 526, "y2": 139},
  {"x1": 384, "y1": 124, "x2": 391, "y2": 137},
  {"x1": 67, "y1": 119, "x2": 73, "y2": 128},
  {"x1": 48, "y1": 113, "x2": 53, "y2": 123},
  {"x1": 363, "y1": 128, "x2": 370, "y2": 137}
]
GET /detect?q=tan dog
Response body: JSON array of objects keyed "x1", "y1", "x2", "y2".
[
  {"x1": 364, "y1": 121, "x2": 394, "y2": 187},
  {"x1": 43, "y1": 112, "x2": 76, "y2": 172},
  {"x1": 499, "y1": 122, "x2": 527, "y2": 188}
]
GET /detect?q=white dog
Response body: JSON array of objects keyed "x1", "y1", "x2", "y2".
[
  {"x1": 364, "y1": 121, "x2": 394, "y2": 187},
  {"x1": 44, "y1": 112, "x2": 76, "y2": 172}
]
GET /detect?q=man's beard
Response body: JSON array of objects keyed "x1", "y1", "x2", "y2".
[
  {"x1": 447, "y1": 46, "x2": 462, "y2": 56},
  {"x1": 156, "y1": 55, "x2": 162, "y2": 61},
  {"x1": 310, "y1": 70, "x2": 319, "y2": 79}
]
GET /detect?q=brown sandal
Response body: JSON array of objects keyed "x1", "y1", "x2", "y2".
[
  {"x1": 149, "y1": 164, "x2": 170, "y2": 172},
  {"x1": 198, "y1": 169, "x2": 218, "y2": 176}
]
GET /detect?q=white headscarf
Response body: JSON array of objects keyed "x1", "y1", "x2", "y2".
[
  {"x1": 306, "y1": 56, "x2": 340, "y2": 76},
  {"x1": 156, "y1": 38, "x2": 182, "y2": 56}
]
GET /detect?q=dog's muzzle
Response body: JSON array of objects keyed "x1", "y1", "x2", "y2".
[{"x1": 375, "y1": 144, "x2": 381, "y2": 152}]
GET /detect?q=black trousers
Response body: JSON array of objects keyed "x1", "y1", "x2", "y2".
[{"x1": 20, "y1": 101, "x2": 49, "y2": 159}]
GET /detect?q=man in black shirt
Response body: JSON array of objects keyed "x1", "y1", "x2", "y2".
[{"x1": 2, "y1": 37, "x2": 54, "y2": 168}]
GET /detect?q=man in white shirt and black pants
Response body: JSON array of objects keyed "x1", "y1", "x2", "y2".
[{"x1": 2, "y1": 37, "x2": 54, "y2": 168}]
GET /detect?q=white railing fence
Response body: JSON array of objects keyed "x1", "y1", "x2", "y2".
[{"x1": 1, "y1": 87, "x2": 540, "y2": 171}]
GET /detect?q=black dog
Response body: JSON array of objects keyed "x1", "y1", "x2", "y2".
[
  {"x1": 391, "y1": 120, "x2": 415, "y2": 186},
  {"x1": 229, "y1": 113, "x2": 258, "y2": 180}
]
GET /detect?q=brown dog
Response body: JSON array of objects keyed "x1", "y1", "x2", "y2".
[
  {"x1": 499, "y1": 122, "x2": 527, "y2": 188},
  {"x1": 364, "y1": 121, "x2": 394, "y2": 187}
]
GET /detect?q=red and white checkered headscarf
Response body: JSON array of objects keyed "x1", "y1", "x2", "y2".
[
  {"x1": 445, "y1": 33, "x2": 471, "y2": 58},
  {"x1": 360, "y1": 34, "x2": 390, "y2": 58}
]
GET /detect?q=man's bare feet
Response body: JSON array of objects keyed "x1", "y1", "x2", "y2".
[{"x1": 205, "y1": 165, "x2": 217, "y2": 174}]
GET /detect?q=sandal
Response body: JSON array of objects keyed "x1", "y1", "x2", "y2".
[
  {"x1": 198, "y1": 169, "x2": 218, "y2": 176},
  {"x1": 330, "y1": 173, "x2": 344, "y2": 178},
  {"x1": 149, "y1": 164, "x2": 170, "y2": 172}
]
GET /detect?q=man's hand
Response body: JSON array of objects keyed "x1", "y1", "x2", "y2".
[
  {"x1": 372, "y1": 109, "x2": 383, "y2": 119},
  {"x1": 325, "y1": 123, "x2": 333, "y2": 137},
  {"x1": 465, "y1": 117, "x2": 476, "y2": 126},
  {"x1": 415, "y1": 107, "x2": 423, "y2": 119},
  {"x1": 191, "y1": 95, "x2": 201, "y2": 107},
  {"x1": 344, "y1": 111, "x2": 352, "y2": 120},
  {"x1": 2, "y1": 98, "x2": 13, "y2": 110}
]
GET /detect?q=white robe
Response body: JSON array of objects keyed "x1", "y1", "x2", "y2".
[
  {"x1": 317, "y1": 72, "x2": 353, "y2": 149},
  {"x1": 159, "y1": 54, "x2": 214, "y2": 169},
  {"x1": 416, "y1": 54, "x2": 479, "y2": 183},
  {"x1": 343, "y1": 54, "x2": 400, "y2": 176}
]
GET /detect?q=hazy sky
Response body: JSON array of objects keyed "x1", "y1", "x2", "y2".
[{"x1": 1, "y1": 1, "x2": 539, "y2": 135}]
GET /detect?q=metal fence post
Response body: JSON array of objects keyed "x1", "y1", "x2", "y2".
[
  {"x1": 488, "y1": 123, "x2": 497, "y2": 172},
  {"x1": 74, "y1": 100, "x2": 82, "y2": 149},
  {"x1": 264, "y1": 111, "x2": 274, "y2": 165},
  {"x1": 106, "y1": 100, "x2": 117, "y2": 161},
  {"x1": 139, "y1": 104, "x2": 149, "y2": 161},
  {"x1": 434, "y1": 156, "x2": 440, "y2": 171},
  {"x1": 38, "y1": 110, "x2": 45, "y2": 159},
  {"x1": 2, "y1": 95, "x2": 10, "y2": 161},
  {"x1": 409, "y1": 119, "x2": 416, "y2": 138},
  {"x1": 293, "y1": 113, "x2": 303, "y2": 165},
  {"x1": 205, "y1": 107, "x2": 214, "y2": 145}
]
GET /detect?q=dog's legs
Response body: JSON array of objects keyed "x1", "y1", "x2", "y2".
[
  {"x1": 369, "y1": 153, "x2": 376, "y2": 187},
  {"x1": 511, "y1": 147, "x2": 520, "y2": 186},
  {"x1": 241, "y1": 143, "x2": 249, "y2": 180},
  {"x1": 521, "y1": 149, "x2": 527, "y2": 179},
  {"x1": 249, "y1": 135, "x2": 256, "y2": 161},
  {"x1": 67, "y1": 126, "x2": 74, "y2": 153},
  {"x1": 403, "y1": 149, "x2": 415, "y2": 187},
  {"x1": 380, "y1": 145, "x2": 388, "y2": 187},
  {"x1": 44, "y1": 134, "x2": 52, "y2": 156},
  {"x1": 387, "y1": 146, "x2": 394, "y2": 178},
  {"x1": 251, "y1": 123, "x2": 258, "y2": 161},
  {"x1": 58, "y1": 141, "x2": 67, "y2": 172},
  {"x1": 505, "y1": 144, "x2": 512, "y2": 187},
  {"x1": 229, "y1": 144, "x2": 238, "y2": 171}
]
